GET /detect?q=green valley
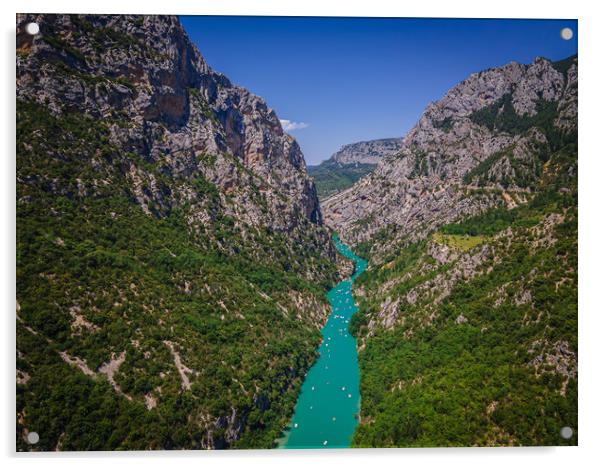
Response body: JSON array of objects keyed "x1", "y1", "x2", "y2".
[{"x1": 308, "y1": 160, "x2": 376, "y2": 199}]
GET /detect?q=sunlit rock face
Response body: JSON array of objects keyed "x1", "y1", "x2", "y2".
[
  {"x1": 16, "y1": 13, "x2": 327, "y2": 239},
  {"x1": 322, "y1": 56, "x2": 577, "y2": 259}
]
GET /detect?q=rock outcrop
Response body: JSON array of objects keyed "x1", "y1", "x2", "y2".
[{"x1": 330, "y1": 138, "x2": 404, "y2": 165}]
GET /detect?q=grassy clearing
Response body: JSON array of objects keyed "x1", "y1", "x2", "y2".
[{"x1": 432, "y1": 232, "x2": 485, "y2": 251}]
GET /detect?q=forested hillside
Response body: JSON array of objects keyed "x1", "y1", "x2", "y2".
[
  {"x1": 16, "y1": 14, "x2": 342, "y2": 450},
  {"x1": 308, "y1": 160, "x2": 376, "y2": 199},
  {"x1": 351, "y1": 151, "x2": 577, "y2": 446}
]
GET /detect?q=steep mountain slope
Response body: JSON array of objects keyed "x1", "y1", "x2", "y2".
[
  {"x1": 16, "y1": 14, "x2": 342, "y2": 450},
  {"x1": 327, "y1": 56, "x2": 578, "y2": 446},
  {"x1": 308, "y1": 138, "x2": 403, "y2": 198},
  {"x1": 323, "y1": 56, "x2": 577, "y2": 257}
]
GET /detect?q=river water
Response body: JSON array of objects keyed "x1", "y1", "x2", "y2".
[{"x1": 280, "y1": 235, "x2": 367, "y2": 449}]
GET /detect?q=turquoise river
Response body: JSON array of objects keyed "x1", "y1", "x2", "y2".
[{"x1": 280, "y1": 235, "x2": 367, "y2": 448}]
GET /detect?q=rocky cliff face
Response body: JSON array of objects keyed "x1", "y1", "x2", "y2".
[
  {"x1": 17, "y1": 14, "x2": 327, "y2": 237},
  {"x1": 331, "y1": 138, "x2": 404, "y2": 165},
  {"x1": 16, "y1": 14, "x2": 339, "y2": 451},
  {"x1": 323, "y1": 56, "x2": 577, "y2": 258}
]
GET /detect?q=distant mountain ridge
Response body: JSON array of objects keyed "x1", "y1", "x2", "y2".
[
  {"x1": 308, "y1": 137, "x2": 403, "y2": 198},
  {"x1": 331, "y1": 137, "x2": 404, "y2": 165}
]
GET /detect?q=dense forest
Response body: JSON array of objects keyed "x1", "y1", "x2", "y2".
[{"x1": 16, "y1": 99, "x2": 338, "y2": 450}]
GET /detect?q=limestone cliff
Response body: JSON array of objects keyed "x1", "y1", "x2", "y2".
[{"x1": 323, "y1": 56, "x2": 577, "y2": 260}]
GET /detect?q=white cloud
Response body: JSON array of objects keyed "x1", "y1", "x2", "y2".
[{"x1": 280, "y1": 119, "x2": 309, "y2": 131}]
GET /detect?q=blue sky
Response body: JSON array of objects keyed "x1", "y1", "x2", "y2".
[{"x1": 180, "y1": 16, "x2": 577, "y2": 165}]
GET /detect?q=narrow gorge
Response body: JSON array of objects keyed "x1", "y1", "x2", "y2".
[{"x1": 16, "y1": 14, "x2": 577, "y2": 451}]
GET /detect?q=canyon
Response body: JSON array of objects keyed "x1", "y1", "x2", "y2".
[{"x1": 16, "y1": 14, "x2": 577, "y2": 450}]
